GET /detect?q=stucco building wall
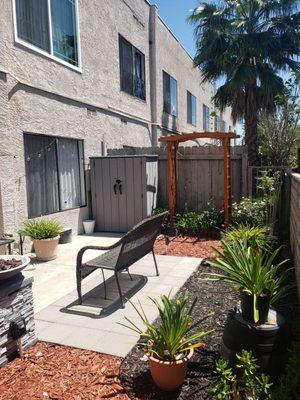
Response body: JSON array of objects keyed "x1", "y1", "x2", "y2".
[{"x1": 0, "y1": 0, "x2": 233, "y2": 239}]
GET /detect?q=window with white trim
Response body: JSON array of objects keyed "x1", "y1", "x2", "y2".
[
  {"x1": 15, "y1": 0, "x2": 80, "y2": 67},
  {"x1": 187, "y1": 91, "x2": 197, "y2": 126},
  {"x1": 203, "y1": 104, "x2": 210, "y2": 131},
  {"x1": 214, "y1": 115, "x2": 220, "y2": 131},
  {"x1": 24, "y1": 133, "x2": 86, "y2": 218}
]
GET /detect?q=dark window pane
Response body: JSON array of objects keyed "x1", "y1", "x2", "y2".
[
  {"x1": 214, "y1": 115, "x2": 219, "y2": 131},
  {"x1": 133, "y1": 49, "x2": 146, "y2": 100},
  {"x1": 191, "y1": 95, "x2": 197, "y2": 125},
  {"x1": 203, "y1": 105, "x2": 210, "y2": 131},
  {"x1": 187, "y1": 91, "x2": 192, "y2": 124},
  {"x1": 170, "y1": 76, "x2": 178, "y2": 116},
  {"x1": 16, "y1": 0, "x2": 50, "y2": 51},
  {"x1": 163, "y1": 71, "x2": 171, "y2": 114},
  {"x1": 119, "y1": 35, "x2": 133, "y2": 95},
  {"x1": 50, "y1": 0, "x2": 78, "y2": 66},
  {"x1": 24, "y1": 134, "x2": 59, "y2": 217}
]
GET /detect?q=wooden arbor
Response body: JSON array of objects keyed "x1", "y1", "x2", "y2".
[{"x1": 158, "y1": 131, "x2": 240, "y2": 225}]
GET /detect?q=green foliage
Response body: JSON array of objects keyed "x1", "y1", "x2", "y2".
[
  {"x1": 231, "y1": 198, "x2": 267, "y2": 227},
  {"x1": 188, "y1": 0, "x2": 300, "y2": 163},
  {"x1": 222, "y1": 225, "x2": 273, "y2": 252},
  {"x1": 258, "y1": 74, "x2": 300, "y2": 167},
  {"x1": 119, "y1": 291, "x2": 213, "y2": 361},
  {"x1": 206, "y1": 241, "x2": 292, "y2": 322},
  {"x1": 152, "y1": 207, "x2": 167, "y2": 215},
  {"x1": 213, "y1": 350, "x2": 272, "y2": 400},
  {"x1": 22, "y1": 219, "x2": 63, "y2": 240},
  {"x1": 175, "y1": 205, "x2": 223, "y2": 236},
  {"x1": 272, "y1": 341, "x2": 300, "y2": 400}
]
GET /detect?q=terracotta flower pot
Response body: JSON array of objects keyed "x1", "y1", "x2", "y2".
[
  {"x1": 148, "y1": 349, "x2": 193, "y2": 391},
  {"x1": 33, "y1": 236, "x2": 59, "y2": 261}
]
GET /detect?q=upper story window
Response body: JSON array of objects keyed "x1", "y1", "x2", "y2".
[
  {"x1": 221, "y1": 120, "x2": 227, "y2": 131},
  {"x1": 229, "y1": 125, "x2": 232, "y2": 131},
  {"x1": 163, "y1": 71, "x2": 178, "y2": 117},
  {"x1": 187, "y1": 91, "x2": 197, "y2": 126},
  {"x1": 203, "y1": 104, "x2": 210, "y2": 131},
  {"x1": 214, "y1": 115, "x2": 220, "y2": 131},
  {"x1": 119, "y1": 35, "x2": 146, "y2": 100},
  {"x1": 14, "y1": 0, "x2": 80, "y2": 68}
]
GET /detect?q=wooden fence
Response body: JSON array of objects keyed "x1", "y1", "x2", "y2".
[{"x1": 108, "y1": 145, "x2": 248, "y2": 212}]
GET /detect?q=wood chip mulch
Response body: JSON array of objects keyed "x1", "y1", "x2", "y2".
[
  {"x1": 154, "y1": 236, "x2": 222, "y2": 259},
  {"x1": 0, "y1": 342, "x2": 130, "y2": 400},
  {"x1": 120, "y1": 264, "x2": 238, "y2": 400}
]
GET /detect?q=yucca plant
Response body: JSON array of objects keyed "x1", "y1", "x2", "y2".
[
  {"x1": 222, "y1": 225, "x2": 273, "y2": 252},
  {"x1": 119, "y1": 291, "x2": 213, "y2": 361},
  {"x1": 205, "y1": 240, "x2": 293, "y2": 323},
  {"x1": 22, "y1": 219, "x2": 62, "y2": 239}
]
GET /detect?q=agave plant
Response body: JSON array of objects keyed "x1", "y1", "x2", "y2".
[
  {"x1": 22, "y1": 219, "x2": 62, "y2": 240},
  {"x1": 119, "y1": 292, "x2": 213, "y2": 361},
  {"x1": 205, "y1": 240, "x2": 293, "y2": 323}
]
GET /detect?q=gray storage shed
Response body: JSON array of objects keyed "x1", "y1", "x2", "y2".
[{"x1": 90, "y1": 155, "x2": 158, "y2": 232}]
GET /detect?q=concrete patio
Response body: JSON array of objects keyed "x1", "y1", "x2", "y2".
[{"x1": 23, "y1": 233, "x2": 201, "y2": 357}]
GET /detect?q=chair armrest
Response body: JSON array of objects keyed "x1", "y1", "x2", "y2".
[{"x1": 76, "y1": 241, "x2": 122, "y2": 270}]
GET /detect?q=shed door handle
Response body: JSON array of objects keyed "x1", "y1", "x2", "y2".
[
  {"x1": 119, "y1": 183, "x2": 122, "y2": 195},
  {"x1": 113, "y1": 183, "x2": 118, "y2": 195}
]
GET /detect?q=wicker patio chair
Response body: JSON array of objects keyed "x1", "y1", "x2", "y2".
[{"x1": 76, "y1": 211, "x2": 168, "y2": 308}]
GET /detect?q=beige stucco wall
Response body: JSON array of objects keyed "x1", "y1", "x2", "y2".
[
  {"x1": 290, "y1": 172, "x2": 300, "y2": 300},
  {"x1": 0, "y1": 0, "x2": 233, "y2": 240}
]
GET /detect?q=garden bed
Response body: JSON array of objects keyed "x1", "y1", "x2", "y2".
[
  {"x1": 120, "y1": 263, "x2": 237, "y2": 400},
  {"x1": 154, "y1": 236, "x2": 222, "y2": 259},
  {"x1": 0, "y1": 342, "x2": 129, "y2": 400}
]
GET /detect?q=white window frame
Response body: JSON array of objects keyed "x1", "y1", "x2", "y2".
[{"x1": 12, "y1": 0, "x2": 82, "y2": 72}]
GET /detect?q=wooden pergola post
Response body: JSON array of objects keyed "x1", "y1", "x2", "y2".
[
  {"x1": 223, "y1": 137, "x2": 232, "y2": 224},
  {"x1": 160, "y1": 131, "x2": 239, "y2": 227}
]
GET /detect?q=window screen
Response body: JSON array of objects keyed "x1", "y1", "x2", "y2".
[
  {"x1": 163, "y1": 71, "x2": 178, "y2": 117},
  {"x1": 187, "y1": 91, "x2": 197, "y2": 126},
  {"x1": 203, "y1": 105, "x2": 210, "y2": 131}
]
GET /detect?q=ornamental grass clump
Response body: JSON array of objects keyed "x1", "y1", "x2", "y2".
[
  {"x1": 22, "y1": 219, "x2": 62, "y2": 240},
  {"x1": 120, "y1": 291, "x2": 213, "y2": 361},
  {"x1": 222, "y1": 225, "x2": 274, "y2": 252},
  {"x1": 205, "y1": 240, "x2": 293, "y2": 323}
]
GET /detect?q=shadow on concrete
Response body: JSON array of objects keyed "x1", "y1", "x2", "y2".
[{"x1": 60, "y1": 273, "x2": 148, "y2": 318}]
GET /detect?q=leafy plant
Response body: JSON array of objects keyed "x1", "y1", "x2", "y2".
[
  {"x1": 272, "y1": 341, "x2": 300, "y2": 400},
  {"x1": 22, "y1": 219, "x2": 63, "y2": 240},
  {"x1": 222, "y1": 225, "x2": 273, "y2": 252},
  {"x1": 205, "y1": 241, "x2": 293, "y2": 323},
  {"x1": 231, "y1": 198, "x2": 267, "y2": 227},
  {"x1": 189, "y1": 1, "x2": 300, "y2": 165},
  {"x1": 119, "y1": 292, "x2": 213, "y2": 361},
  {"x1": 213, "y1": 350, "x2": 272, "y2": 399}
]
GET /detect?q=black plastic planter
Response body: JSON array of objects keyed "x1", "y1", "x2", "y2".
[{"x1": 241, "y1": 290, "x2": 271, "y2": 324}]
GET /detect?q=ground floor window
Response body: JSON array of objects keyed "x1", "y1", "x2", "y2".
[{"x1": 24, "y1": 133, "x2": 86, "y2": 218}]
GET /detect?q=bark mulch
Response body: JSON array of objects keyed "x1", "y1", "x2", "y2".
[
  {"x1": 154, "y1": 236, "x2": 222, "y2": 259},
  {"x1": 0, "y1": 342, "x2": 130, "y2": 400},
  {"x1": 120, "y1": 264, "x2": 237, "y2": 400}
]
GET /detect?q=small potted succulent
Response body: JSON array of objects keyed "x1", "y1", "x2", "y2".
[
  {"x1": 22, "y1": 219, "x2": 63, "y2": 261},
  {"x1": 205, "y1": 239, "x2": 292, "y2": 324},
  {"x1": 120, "y1": 292, "x2": 213, "y2": 391}
]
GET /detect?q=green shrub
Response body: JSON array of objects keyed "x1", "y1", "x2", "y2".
[
  {"x1": 22, "y1": 219, "x2": 63, "y2": 240},
  {"x1": 222, "y1": 225, "x2": 273, "y2": 251},
  {"x1": 231, "y1": 198, "x2": 267, "y2": 227},
  {"x1": 119, "y1": 291, "x2": 213, "y2": 361},
  {"x1": 213, "y1": 350, "x2": 273, "y2": 399},
  {"x1": 206, "y1": 241, "x2": 292, "y2": 323},
  {"x1": 272, "y1": 341, "x2": 300, "y2": 400}
]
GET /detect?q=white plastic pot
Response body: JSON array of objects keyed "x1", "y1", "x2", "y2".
[{"x1": 83, "y1": 220, "x2": 95, "y2": 234}]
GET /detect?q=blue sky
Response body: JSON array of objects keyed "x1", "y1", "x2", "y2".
[{"x1": 151, "y1": 0, "x2": 199, "y2": 57}]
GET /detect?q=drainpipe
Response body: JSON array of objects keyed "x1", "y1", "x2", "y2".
[{"x1": 149, "y1": 4, "x2": 158, "y2": 147}]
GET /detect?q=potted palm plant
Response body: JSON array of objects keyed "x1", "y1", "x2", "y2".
[
  {"x1": 205, "y1": 240, "x2": 292, "y2": 324},
  {"x1": 22, "y1": 219, "x2": 63, "y2": 261},
  {"x1": 120, "y1": 292, "x2": 213, "y2": 391}
]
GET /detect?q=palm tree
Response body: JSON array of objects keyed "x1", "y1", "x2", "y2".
[{"x1": 189, "y1": 1, "x2": 300, "y2": 165}]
